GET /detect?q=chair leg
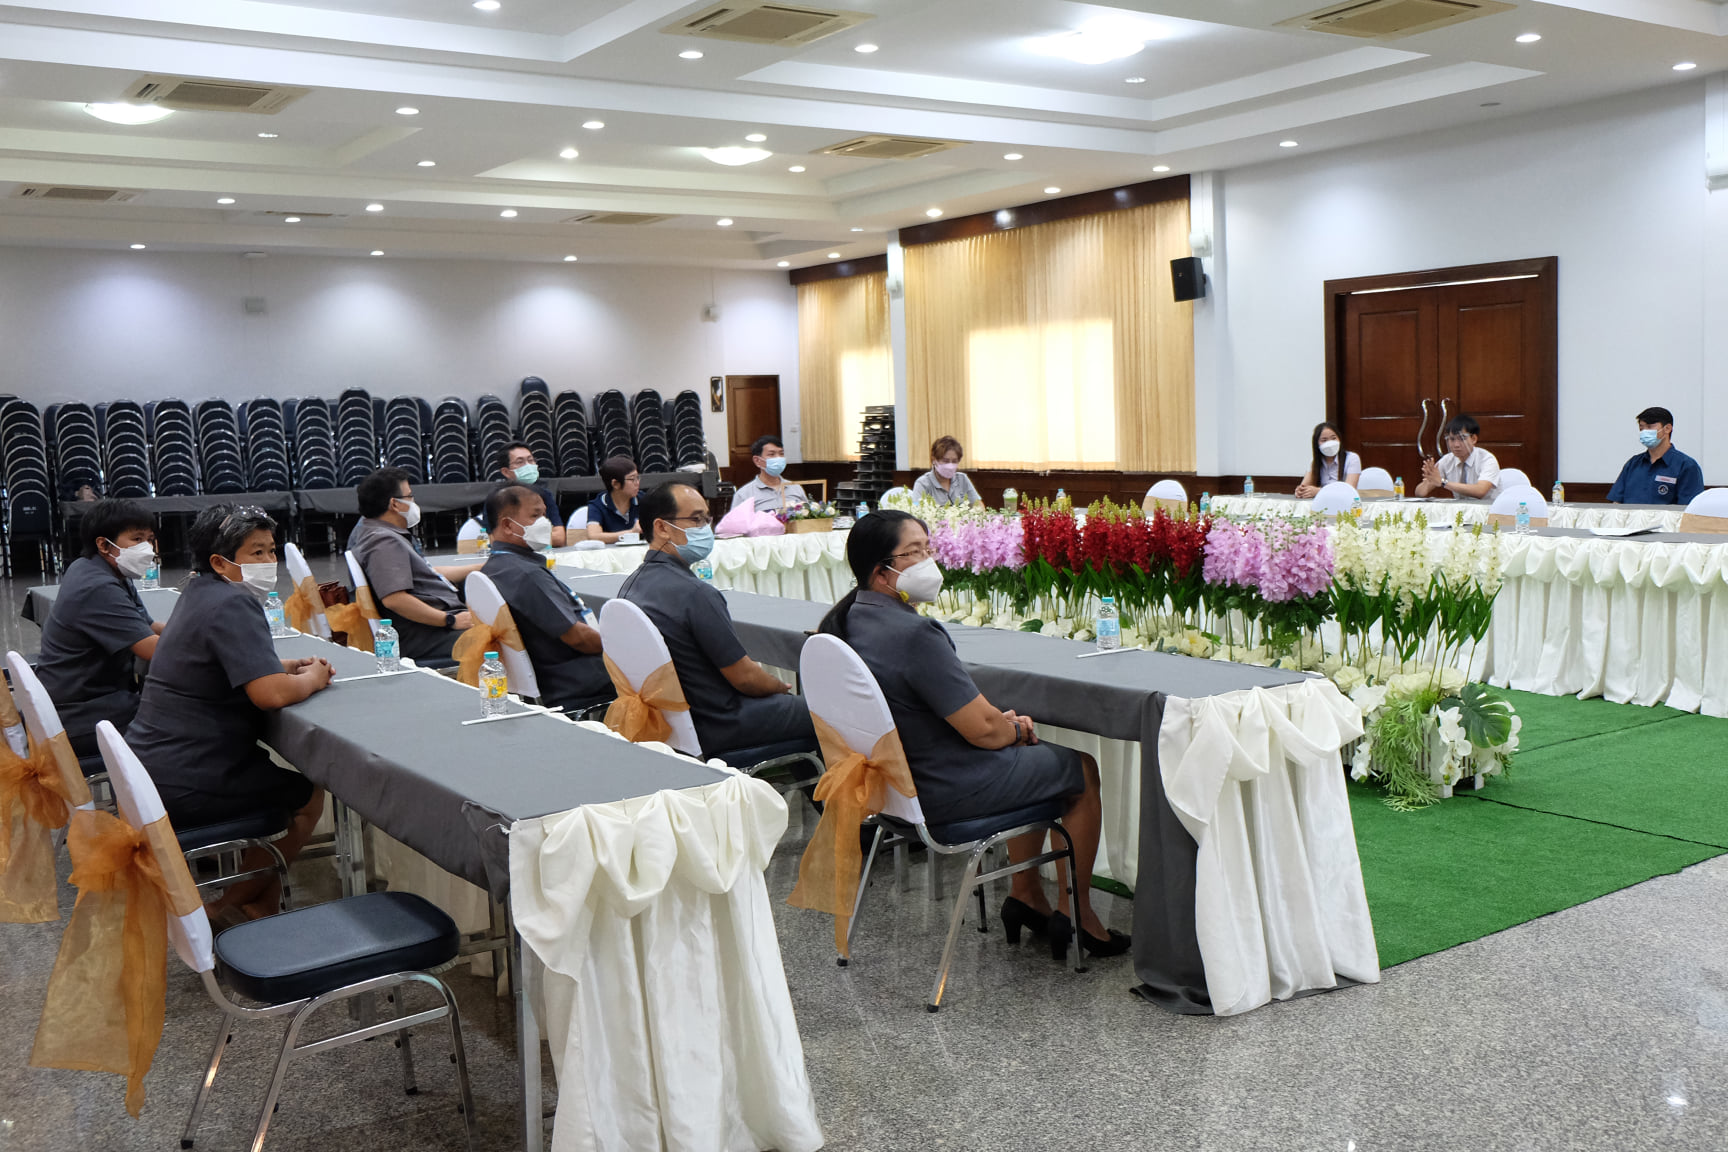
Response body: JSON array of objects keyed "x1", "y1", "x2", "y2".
[
  {"x1": 974, "y1": 880, "x2": 988, "y2": 934},
  {"x1": 926, "y1": 848, "x2": 944, "y2": 902},
  {"x1": 436, "y1": 977, "x2": 480, "y2": 1152},
  {"x1": 393, "y1": 994, "x2": 419, "y2": 1095},
  {"x1": 249, "y1": 1004, "x2": 313, "y2": 1152},
  {"x1": 893, "y1": 840, "x2": 908, "y2": 892},
  {"x1": 181, "y1": 1014, "x2": 233, "y2": 1149},
  {"x1": 927, "y1": 849, "x2": 986, "y2": 1012},
  {"x1": 1056, "y1": 827, "x2": 1086, "y2": 974},
  {"x1": 842, "y1": 823, "x2": 885, "y2": 964}
]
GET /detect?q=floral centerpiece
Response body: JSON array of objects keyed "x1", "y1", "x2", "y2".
[{"x1": 778, "y1": 500, "x2": 838, "y2": 533}]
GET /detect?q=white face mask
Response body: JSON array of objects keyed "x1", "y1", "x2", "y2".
[
  {"x1": 520, "y1": 516, "x2": 553, "y2": 549},
  {"x1": 394, "y1": 497, "x2": 422, "y2": 529},
  {"x1": 1318, "y1": 439, "x2": 1341, "y2": 458},
  {"x1": 231, "y1": 562, "x2": 278, "y2": 599},
  {"x1": 108, "y1": 540, "x2": 157, "y2": 578},
  {"x1": 890, "y1": 557, "x2": 944, "y2": 604}
]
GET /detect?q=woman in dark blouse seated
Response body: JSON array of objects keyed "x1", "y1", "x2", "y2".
[
  {"x1": 584, "y1": 455, "x2": 641, "y2": 544},
  {"x1": 127, "y1": 504, "x2": 334, "y2": 922},
  {"x1": 818, "y1": 510, "x2": 1129, "y2": 959}
]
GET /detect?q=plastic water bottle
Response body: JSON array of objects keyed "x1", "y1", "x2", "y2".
[
  {"x1": 477, "y1": 530, "x2": 491, "y2": 557},
  {"x1": 1003, "y1": 486, "x2": 1019, "y2": 513},
  {"x1": 1394, "y1": 476, "x2": 1406, "y2": 499},
  {"x1": 1244, "y1": 475, "x2": 1255, "y2": 495},
  {"x1": 374, "y1": 619, "x2": 400, "y2": 673},
  {"x1": 265, "y1": 592, "x2": 287, "y2": 637},
  {"x1": 480, "y1": 652, "x2": 508, "y2": 717},
  {"x1": 692, "y1": 556, "x2": 714, "y2": 582},
  {"x1": 141, "y1": 559, "x2": 159, "y2": 591},
  {"x1": 857, "y1": 501, "x2": 870, "y2": 518},
  {"x1": 1199, "y1": 491, "x2": 1211, "y2": 515},
  {"x1": 1055, "y1": 487, "x2": 1068, "y2": 506},
  {"x1": 1516, "y1": 501, "x2": 1531, "y2": 535},
  {"x1": 1551, "y1": 481, "x2": 1565, "y2": 506},
  {"x1": 1096, "y1": 596, "x2": 1120, "y2": 651}
]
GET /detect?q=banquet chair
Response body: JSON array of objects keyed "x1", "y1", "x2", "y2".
[
  {"x1": 1142, "y1": 478, "x2": 1187, "y2": 514},
  {"x1": 1496, "y1": 468, "x2": 1531, "y2": 492},
  {"x1": 11, "y1": 647, "x2": 291, "y2": 909},
  {"x1": 1488, "y1": 486, "x2": 1549, "y2": 528},
  {"x1": 798, "y1": 634, "x2": 1083, "y2": 1011},
  {"x1": 283, "y1": 544, "x2": 331, "y2": 640},
  {"x1": 1311, "y1": 481, "x2": 1361, "y2": 518},
  {"x1": 463, "y1": 572, "x2": 540, "y2": 699},
  {"x1": 455, "y1": 517, "x2": 486, "y2": 554},
  {"x1": 3, "y1": 653, "x2": 95, "y2": 810},
  {"x1": 596, "y1": 597, "x2": 823, "y2": 783},
  {"x1": 1680, "y1": 489, "x2": 1728, "y2": 534},
  {"x1": 569, "y1": 505, "x2": 589, "y2": 531},
  {"x1": 342, "y1": 551, "x2": 385, "y2": 645},
  {"x1": 92, "y1": 721, "x2": 477, "y2": 1152},
  {"x1": 1357, "y1": 467, "x2": 1396, "y2": 498}
]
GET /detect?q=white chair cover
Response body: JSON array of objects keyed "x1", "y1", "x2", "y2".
[
  {"x1": 1310, "y1": 481, "x2": 1361, "y2": 517},
  {"x1": 283, "y1": 543, "x2": 331, "y2": 639},
  {"x1": 6, "y1": 652, "x2": 92, "y2": 812},
  {"x1": 1356, "y1": 467, "x2": 1394, "y2": 496},
  {"x1": 596, "y1": 598, "x2": 702, "y2": 757},
  {"x1": 798, "y1": 634, "x2": 922, "y2": 824},
  {"x1": 344, "y1": 551, "x2": 384, "y2": 639},
  {"x1": 1685, "y1": 489, "x2": 1728, "y2": 518},
  {"x1": 1490, "y1": 486, "x2": 1550, "y2": 522},
  {"x1": 95, "y1": 721, "x2": 213, "y2": 974},
  {"x1": 463, "y1": 571, "x2": 540, "y2": 698},
  {"x1": 879, "y1": 487, "x2": 910, "y2": 505},
  {"x1": 569, "y1": 506, "x2": 589, "y2": 530},
  {"x1": 1144, "y1": 478, "x2": 1188, "y2": 514},
  {"x1": 1498, "y1": 468, "x2": 1531, "y2": 491},
  {"x1": 456, "y1": 517, "x2": 485, "y2": 554}
]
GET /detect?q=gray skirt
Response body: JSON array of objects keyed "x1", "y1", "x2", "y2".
[{"x1": 923, "y1": 741, "x2": 1085, "y2": 825}]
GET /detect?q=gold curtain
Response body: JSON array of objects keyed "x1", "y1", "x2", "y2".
[
  {"x1": 797, "y1": 272, "x2": 892, "y2": 461},
  {"x1": 904, "y1": 198, "x2": 1195, "y2": 472}
]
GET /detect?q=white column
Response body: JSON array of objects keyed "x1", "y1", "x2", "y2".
[
  {"x1": 1188, "y1": 171, "x2": 1230, "y2": 478},
  {"x1": 886, "y1": 236, "x2": 910, "y2": 471}
]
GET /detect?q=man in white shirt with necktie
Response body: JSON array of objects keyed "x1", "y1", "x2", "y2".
[{"x1": 1415, "y1": 413, "x2": 1501, "y2": 500}]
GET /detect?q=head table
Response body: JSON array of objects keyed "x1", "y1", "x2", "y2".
[{"x1": 1212, "y1": 492, "x2": 1686, "y2": 534}]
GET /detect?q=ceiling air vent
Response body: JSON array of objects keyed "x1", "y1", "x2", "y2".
[
  {"x1": 12, "y1": 184, "x2": 139, "y2": 203},
  {"x1": 563, "y1": 212, "x2": 673, "y2": 225},
  {"x1": 257, "y1": 210, "x2": 341, "y2": 219},
  {"x1": 818, "y1": 135, "x2": 964, "y2": 161},
  {"x1": 663, "y1": 2, "x2": 870, "y2": 46},
  {"x1": 123, "y1": 75, "x2": 310, "y2": 114},
  {"x1": 1281, "y1": 0, "x2": 1512, "y2": 38}
]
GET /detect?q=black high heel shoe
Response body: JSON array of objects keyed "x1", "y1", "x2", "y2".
[
  {"x1": 1045, "y1": 911, "x2": 1075, "y2": 962},
  {"x1": 1080, "y1": 927, "x2": 1132, "y2": 958},
  {"x1": 1000, "y1": 897, "x2": 1049, "y2": 945}
]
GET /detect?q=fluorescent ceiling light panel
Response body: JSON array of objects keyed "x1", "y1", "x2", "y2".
[
  {"x1": 559, "y1": 147, "x2": 579, "y2": 159},
  {"x1": 84, "y1": 102, "x2": 173, "y2": 125},
  {"x1": 582, "y1": 120, "x2": 604, "y2": 130},
  {"x1": 700, "y1": 146, "x2": 772, "y2": 165},
  {"x1": 680, "y1": 49, "x2": 705, "y2": 59},
  {"x1": 1028, "y1": 30, "x2": 1145, "y2": 66}
]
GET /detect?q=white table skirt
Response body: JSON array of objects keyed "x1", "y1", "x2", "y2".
[
  {"x1": 1213, "y1": 494, "x2": 1684, "y2": 532},
  {"x1": 557, "y1": 532, "x2": 852, "y2": 602}
]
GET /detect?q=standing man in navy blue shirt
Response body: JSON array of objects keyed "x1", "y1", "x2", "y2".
[{"x1": 1606, "y1": 406, "x2": 1704, "y2": 505}]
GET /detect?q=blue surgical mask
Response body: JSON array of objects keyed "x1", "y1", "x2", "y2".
[
  {"x1": 1639, "y1": 429, "x2": 1661, "y2": 449},
  {"x1": 763, "y1": 456, "x2": 787, "y2": 478},
  {"x1": 677, "y1": 524, "x2": 716, "y2": 565},
  {"x1": 512, "y1": 462, "x2": 540, "y2": 486}
]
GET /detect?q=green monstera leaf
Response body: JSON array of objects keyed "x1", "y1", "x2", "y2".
[
  {"x1": 1019, "y1": 619, "x2": 1044, "y2": 632},
  {"x1": 1451, "y1": 682, "x2": 1513, "y2": 748}
]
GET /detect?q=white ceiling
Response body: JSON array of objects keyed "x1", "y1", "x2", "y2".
[{"x1": 0, "y1": 0, "x2": 1721, "y2": 268}]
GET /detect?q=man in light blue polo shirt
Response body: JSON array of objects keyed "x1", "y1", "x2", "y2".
[{"x1": 1606, "y1": 406, "x2": 1704, "y2": 505}]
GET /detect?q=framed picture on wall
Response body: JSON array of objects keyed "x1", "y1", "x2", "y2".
[{"x1": 710, "y1": 375, "x2": 724, "y2": 412}]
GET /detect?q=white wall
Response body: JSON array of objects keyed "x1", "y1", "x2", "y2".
[
  {"x1": 1215, "y1": 81, "x2": 1723, "y2": 485},
  {"x1": 0, "y1": 251, "x2": 802, "y2": 464}
]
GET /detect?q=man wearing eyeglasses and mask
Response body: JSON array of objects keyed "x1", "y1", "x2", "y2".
[
  {"x1": 478, "y1": 485, "x2": 613, "y2": 712},
  {"x1": 348, "y1": 467, "x2": 481, "y2": 661},
  {"x1": 35, "y1": 498, "x2": 166, "y2": 758},
  {"x1": 621, "y1": 482, "x2": 816, "y2": 762}
]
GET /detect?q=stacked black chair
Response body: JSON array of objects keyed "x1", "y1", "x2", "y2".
[
  {"x1": 552, "y1": 391, "x2": 591, "y2": 477},
  {"x1": 591, "y1": 390, "x2": 633, "y2": 464},
  {"x1": 473, "y1": 394, "x2": 512, "y2": 480},
  {"x1": 47, "y1": 403, "x2": 103, "y2": 500},
  {"x1": 2, "y1": 400, "x2": 53, "y2": 570},
  {"x1": 336, "y1": 389, "x2": 377, "y2": 487},
  {"x1": 289, "y1": 398, "x2": 339, "y2": 490},
  {"x1": 517, "y1": 378, "x2": 557, "y2": 476},
  {"x1": 99, "y1": 401, "x2": 152, "y2": 498},
  {"x1": 670, "y1": 390, "x2": 707, "y2": 468},
  {"x1": 241, "y1": 399, "x2": 292, "y2": 492},
  {"x1": 430, "y1": 398, "x2": 472, "y2": 483},
  {"x1": 194, "y1": 400, "x2": 247, "y2": 494},
  {"x1": 149, "y1": 400, "x2": 199, "y2": 497},
  {"x1": 630, "y1": 389, "x2": 671, "y2": 474},
  {"x1": 382, "y1": 397, "x2": 427, "y2": 482}
]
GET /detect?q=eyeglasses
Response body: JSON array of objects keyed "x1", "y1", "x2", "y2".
[
  {"x1": 889, "y1": 545, "x2": 932, "y2": 564},
  {"x1": 669, "y1": 512, "x2": 712, "y2": 527},
  {"x1": 1444, "y1": 435, "x2": 1472, "y2": 444}
]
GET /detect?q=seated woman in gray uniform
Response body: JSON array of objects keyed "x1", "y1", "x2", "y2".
[
  {"x1": 126, "y1": 504, "x2": 334, "y2": 922},
  {"x1": 816, "y1": 509, "x2": 1129, "y2": 960},
  {"x1": 35, "y1": 499, "x2": 165, "y2": 759},
  {"x1": 620, "y1": 482, "x2": 818, "y2": 764}
]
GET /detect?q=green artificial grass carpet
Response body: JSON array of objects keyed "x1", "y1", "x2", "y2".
[{"x1": 1352, "y1": 692, "x2": 1728, "y2": 967}]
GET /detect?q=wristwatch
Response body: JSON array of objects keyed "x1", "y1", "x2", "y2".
[{"x1": 444, "y1": 610, "x2": 458, "y2": 629}]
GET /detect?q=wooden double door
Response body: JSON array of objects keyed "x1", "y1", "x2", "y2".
[{"x1": 1327, "y1": 258, "x2": 1557, "y2": 488}]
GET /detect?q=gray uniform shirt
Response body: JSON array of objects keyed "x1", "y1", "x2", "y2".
[
  {"x1": 911, "y1": 470, "x2": 982, "y2": 507},
  {"x1": 729, "y1": 476, "x2": 808, "y2": 514},
  {"x1": 479, "y1": 544, "x2": 610, "y2": 708},
  {"x1": 35, "y1": 556, "x2": 155, "y2": 739},
  {"x1": 348, "y1": 516, "x2": 464, "y2": 654}
]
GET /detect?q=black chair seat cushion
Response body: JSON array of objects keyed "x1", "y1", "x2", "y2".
[
  {"x1": 926, "y1": 799, "x2": 1066, "y2": 847},
  {"x1": 177, "y1": 809, "x2": 289, "y2": 852},
  {"x1": 216, "y1": 891, "x2": 459, "y2": 1004},
  {"x1": 716, "y1": 738, "x2": 821, "y2": 774}
]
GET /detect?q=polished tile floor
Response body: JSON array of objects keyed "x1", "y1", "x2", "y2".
[{"x1": 2, "y1": 569, "x2": 1726, "y2": 1151}]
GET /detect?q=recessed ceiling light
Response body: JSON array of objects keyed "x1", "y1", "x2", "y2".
[
  {"x1": 129, "y1": 243, "x2": 146, "y2": 250},
  {"x1": 216, "y1": 197, "x2": 236, "y2": 204},
  {"x1": 925, "y1": 207, "x2": 943, "y2": 218},
  {"x1": 559, "y1": 147, "x2": 579, "y2": 159},
  {"x1": 473, "y1": 0, "x2": 500, "y2": 9},
  {"x1": 777, "y1": 260, "x2": 790, "y2": 267},
  {"x1": 417, "y1": 160, "x2": 436, "y2": 167},
  {"x1": 500, "y1": 209, "x2": 518, "y2": 218},
  {"x1": 854, "y1": 43, "x2": 878, "y2": 53},
  {"x1": 371, "y1": 250, "x2": 384, "y2": 256},
  {"x1": 284, "y1": 216, "x2": 301, "y2": 223},
  {"x1": 1003, "y1": 152, "x2": 1023, "y2": 160},
  {"x1": 788, "y1": 165, "x2": 806, "y2": 172},
  {"x1": 1674, "y1": 61, "x2": 1697, "y2": 71},
  {"x1": 1043, "y1": 186, "x2": 1061, "y2": 194},
  {"x1": 699, "y1": 146, "x2": 772, "y2": 166},
  {"x1": 745, "y1": 133, "x2": 767, "y2": 143},
  {"x1": 83, "y1": 102, "x2": 173, "y2": 125},
  {"x1": 827, "y1": 252, "x2": 840, "y2": 259},
  {"x1": 850, "y1": 226, "x2": 864, "y2": 231},
  {"x1": 564, "y1": 255, "x2": 578, "y2": 262},
  {"x1": 1124, "y1": 76, "x2": 1146, "y2": 84},
  {"x1": 1515, "y1": 32, "x2": 1541, "y2": 43},
  {"x1": 582, "y1": 120, "x2": 604, "y2": 130},
  {"x1": 1279, "y1": 140, "x2": 1299, "y2": 148},
  {"x1": 1152, "y1": 165, "x2": 1170, "y2": 173},
  {"x1": 365, "y1": 203, "x2": 384, "y2": 212},
  {"x1": 396, "y1": 106, "x2": 419, "y2": 116},
  {"x1": 679, "y1": 49, "x2": 704, "y2": 59},
  {"x1": 716, "y1": 217, "x2": 734, "y2": 226},
  {"x1": 257, "y1": 132, "x2": 279, "y2": 139},
  {"x1": 1028, "y1": 30, "x2": 1145, "y2": 66}
]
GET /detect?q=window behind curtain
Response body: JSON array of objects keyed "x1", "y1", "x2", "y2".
[{"x1": 796, "y1": 271, "x2": 891, "y2": 461}]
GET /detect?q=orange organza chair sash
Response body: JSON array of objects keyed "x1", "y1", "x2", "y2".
[
  {"x1": 601, "y1": 655, "x2": 688, "y2": 745},
  {"x1": 325, "y1": 584, "x2": 380, "y2": 655},
  {"x1": 787, "y1": 713, "x2": 917, "y2": 956},
  {"x1": 281, "y1": 574, "x2": 321, "y2": 635},
  {"x1": 31, "y1": 808, "x2": 202, "y2": 1117},
  {"x1": 0, "y1": 736, "x2": 76, "y2": 923},
  {"x1": 0, "y1": 677, "x2": 21, "y2": 729},
  {"x1": 453, "y1": 604, "x2": 525, "y2": 687}
]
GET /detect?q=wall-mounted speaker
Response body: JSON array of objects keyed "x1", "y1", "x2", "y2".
[{"x1": 1171, "y1": 257, "x2": 1206, "y2": 302}]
